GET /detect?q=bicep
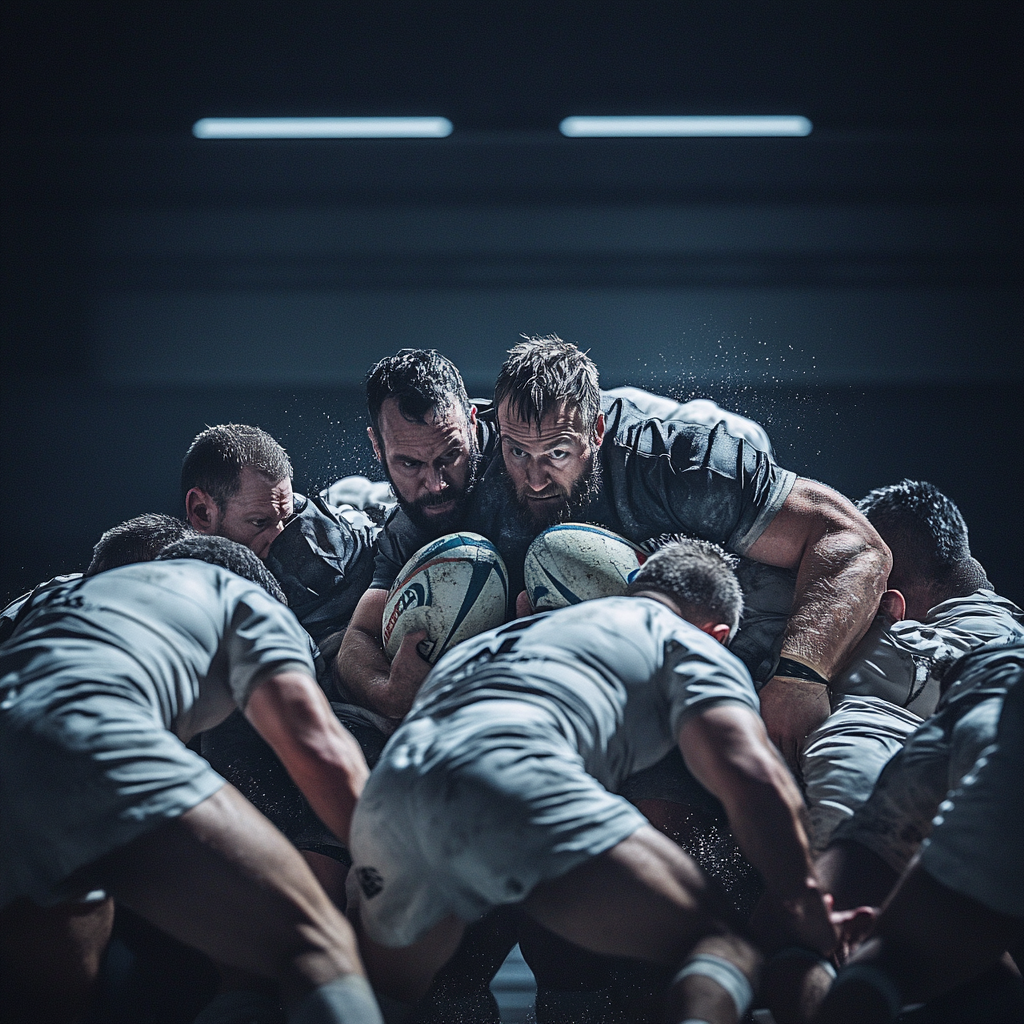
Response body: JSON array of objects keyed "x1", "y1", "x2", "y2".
[{"x1": 745, "y1": 477, "x2": 880, "y2": 571}]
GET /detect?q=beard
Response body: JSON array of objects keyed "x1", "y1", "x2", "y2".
[
  {"x1": 507, "y1": 453, "x2": 602, "y2": 531},
  {"x1": 398, "y1": 450, "x2": 482, "y2": 536}
]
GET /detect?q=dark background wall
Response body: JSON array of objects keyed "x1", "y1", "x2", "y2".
[{"x1": 2, "y1": 2, "x2": 1022, "y2": 605}]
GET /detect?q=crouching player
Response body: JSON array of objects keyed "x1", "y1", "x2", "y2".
[
  {"x1": 348, "y1": 540, "x2": 837, "y2": 1023},
  {"x1": 0, "y1": 538, "x2": 382, "y2": 1024}
]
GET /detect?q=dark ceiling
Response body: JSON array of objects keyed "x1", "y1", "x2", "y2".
[{"x1": 3, "y1": 2, "x2": 1022, "y2": 135}]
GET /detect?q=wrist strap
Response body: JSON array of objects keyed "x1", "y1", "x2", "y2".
[{"x1": 776, "y1": 656, "x2": 830, "y2": 686}]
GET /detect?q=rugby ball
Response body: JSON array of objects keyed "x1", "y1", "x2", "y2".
[
  {"x1": 382, "y1": 533, "x2": 509, "y2": 663},
  {"x1": 524, "y1": 524, "x2": 647, "y2": 610}
]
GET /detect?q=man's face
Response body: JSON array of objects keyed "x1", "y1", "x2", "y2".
[
  {"x1": 370, "y1": 397, "x2": 478, "y2": 534},
  {"x1": 187, "y1": 466, "x2": 294, "y2": 560},
  {"x1": 498, "y1": 399, "x2": 605, "y2": 528}
]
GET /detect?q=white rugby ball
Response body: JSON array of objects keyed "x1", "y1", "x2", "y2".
[
  {"x1": 524, "y1": 524, "x2": 647, "y2": 610},
  {"x1": 382, "y1": 533, "x2": 509, "y2": 663}
]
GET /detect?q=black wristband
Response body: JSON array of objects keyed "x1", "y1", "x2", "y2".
[{"x1": 775, "y1": 657, "x2": 829, "y2": 686}]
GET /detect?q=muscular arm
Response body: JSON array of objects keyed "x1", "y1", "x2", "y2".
[
  {"x1": 335, "y1": 586, "x2": 430, "y2": 724},
  {"x1": 747, "y1": 478, "x2": 891, "y2": 766},
  {"x1": 245, "y1": 669, "x2": 370, "y2": 845},
  {"x1": 679, "y1": 703, "x2": 836, "y2": 953}
]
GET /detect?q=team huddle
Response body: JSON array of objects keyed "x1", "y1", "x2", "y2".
[{"x1": 1, "y1": 336, "x2": 1021, "y2": 1024}]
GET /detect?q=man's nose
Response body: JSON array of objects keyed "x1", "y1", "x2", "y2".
[
  {"x1": 424, "y1": 465, "x2": 447, "y2": 493},
  {"x1": 525, "y1": 461, "x2": 549, "y2": 490}
]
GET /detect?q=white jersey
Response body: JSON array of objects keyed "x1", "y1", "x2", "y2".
[
  {"x1": 830, "y1": 590, "x2": 1023, "y2": 719},
  {"x1": 799, "y1": 590, "x2": 1023, "y2": 849},
  {"x1": 409, "y1": 596, "x2": 759, "y2": 792},
  {"x1": 0, "y1": 560, "x2": 314, "y2": 906}
]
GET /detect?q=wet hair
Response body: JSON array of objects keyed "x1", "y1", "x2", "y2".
[
  {"x1": 86, "y1": 514, "x2": 194, "y2": 577},
  {"x1": 365, "y1": 349, "x2": 472, "y2": 441},
  {"x1": 156, "y1": 535, "x2": 287, "y2": 604},
  {"x1": 856, "y1": 480, "x2": 976, "y2": 590},
  {"x1": 627, "y1": 538, "x2": 743, "y2": 638},
  {"x1": 494, "y1": 335, "x2": 601, "y2": 432},
  {"x1": 180, "y1": 424, "x2": 292, "y2": 512}
]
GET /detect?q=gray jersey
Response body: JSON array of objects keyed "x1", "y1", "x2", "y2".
[
  {"x1": 350, "y1": 596, "x2": 758, "y2": 945},
  {"x1": 0, "y1": 559, "x2": 315, "y2": 741},
  {"x1": 409, "y1": 596, "x2": 759, "y2": 792},
  {"x1": 372, "y1": 391, "x2": 793, "y2": 596}
]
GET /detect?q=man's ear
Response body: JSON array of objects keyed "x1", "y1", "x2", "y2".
[
  {"x1": 696, "y1": 621, "x2": 732, "y2": 646},
  {"x1": 367, "y1": 426, "x2": 383, "y2": 463},
  {"x1": 878, "y1": 589, "x2": 906, "y2": 625},
  {"x1": 185, "y1": 488, "x2": 218, "y2": 534},
  {"x1": 591, "y1": 411, "x2": 605, "y2": 449},
  {"x1": 469, "y1": 404, "x2": 478, "y2": 427}
]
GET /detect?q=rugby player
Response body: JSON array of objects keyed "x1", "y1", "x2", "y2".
[
  {"x1": 338, "y1": 344, "x2": 796, "y2": 731},
  {"x1": 801, "y1": 480, "x2": 1022, "y2": 850},
  {"x1": 347, "y1": 541, "x2": 837, "y2": 1023},
  {"x1": 813, "y1": 645, "x2": 1024, "y2": 1023},
  {"x1": 182, "y1": 423, "x2": 377, "y2": 647},
  {"x1": 0, "y1": 537, "x2": 381, "y2": 1024}
]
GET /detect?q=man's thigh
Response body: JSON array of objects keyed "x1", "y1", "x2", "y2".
[
  {"x1": 524, "y1": 823, "x2": 731, "y2": 965},
  {"x1": 95, "y1": 784, "x2": 360, "y2": 988}
]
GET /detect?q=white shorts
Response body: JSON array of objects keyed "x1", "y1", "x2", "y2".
[
  {"x1": 800, "y1": 696, "x2": 922, "y2": 851},
  {"x1": 349, "y1": 702, "x2": 646, "y2": 947}
]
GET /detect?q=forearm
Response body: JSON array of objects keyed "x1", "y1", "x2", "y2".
[
  {"x1": 337, "y1": 622, "x2": 405, "y2": 720},
  {"x1": 780, "y1": 532, "x2": 890, "y2": 679},
  {"x1": 336, "y1": 587, "x2": 420, "y2": 722},
  {"x1": 719, "y1": 747, "x2": 819, "y2": 903},
  {"x1": 680, "y1": 708, "x2": 833, "y2": 950},
  {"x1": 245, "y1": 671, "x2": 370, "y2": 845}
]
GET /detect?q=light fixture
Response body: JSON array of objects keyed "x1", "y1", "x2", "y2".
[
  {"x1": 192, "y1": 117, "x2": 454, "y2": 139},
  {"x1": 559, "y1": 115, "x2": 812, "y2": 137}
]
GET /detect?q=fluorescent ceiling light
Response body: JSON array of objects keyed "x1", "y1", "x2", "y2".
[
  {"x1": 192, "y1": 117, "x2": 453, "y2": 139},
  {"x1": 559, "y1": 115, "x2": 812, "y2": 137}
]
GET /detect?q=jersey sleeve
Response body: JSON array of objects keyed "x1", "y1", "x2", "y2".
[
  {"x1": 222, "y1": 583, "x2": 318, "y2": 708},
  {"x1": 662, "y1": 623, "x2": 760, "y2": 736},
  {"x1": 604, "y1": 406, "x2": 796, "y2": 556},
  {"x1": 371, "y1": 507, "x2": 430, "y2": 590}
]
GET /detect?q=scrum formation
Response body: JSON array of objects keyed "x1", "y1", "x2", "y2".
[{"x1": 2, "y1": 337, "x2": 1021, "y2": 1024}]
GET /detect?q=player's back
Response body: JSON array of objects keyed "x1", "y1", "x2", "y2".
[
  {"x1": 0, "y1": 560, "x2": 310, "y2": 739},
  {"x1": 410, "y1": 596, "x2": 755, "y2": 789}
]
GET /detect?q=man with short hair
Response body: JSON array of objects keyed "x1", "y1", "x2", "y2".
[
  {"x1": 800, "y1": 480, "x2": 1023, "y2": 850},
  {"x1": 182, "y1": 423, "x2": 376, "y2": 646},
  {"x1": 0, "y1": 514, "x2": 195, "y2": 645},
  {"x1": 0, "y1": 538, "x2": 381, "y2": 1024},
  {"x1": 348, "y1": 540, "x2": 836, "y2": 1022},
  {"x1": 183, "y1": 424, "x2": 380, "y2": 903},
  {"x1": 87, "y1": 513, "x2": 194, "y2": 577}
]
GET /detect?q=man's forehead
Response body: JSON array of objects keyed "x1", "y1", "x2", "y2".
[
  {"x1": 230, "y1": 467, "x2": 293, "y2": 508},
  {"x1": 497, "y1": 399, "x2": 586, "y2": 443},
  {"x1": 379, "y1": 398, "x2": 469, "y2": 450}
]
